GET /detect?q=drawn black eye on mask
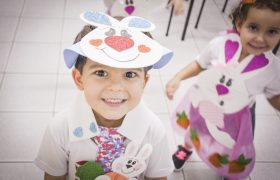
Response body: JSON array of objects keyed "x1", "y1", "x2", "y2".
[
  {"x1": 105, "y1": 28, "x2": 116, "y2": 36},
  {"x1": 226, "y1": 79, "x2": 232, "y2": 87},
  {"x1": 121, "y1": 29, "x2": 131, "y2": 37},
  {"x1": 220, "y1": 75, "x2": 225, "y2": 83},
  {"x1": 125, "y1": 0, "x2": 134, "y2": 5}
]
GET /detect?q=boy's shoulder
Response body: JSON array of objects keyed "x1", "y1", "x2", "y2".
[
  {"x1": 119, "y1": 101, "x2": 166, "y2": 144},
  {"x1": 142, "y1": 102, "x2": 166, "y2": 135}
]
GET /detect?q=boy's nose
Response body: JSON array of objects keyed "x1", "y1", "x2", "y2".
[{"x1": 107, "y1": 78, "x2": 124, "y2": 91}]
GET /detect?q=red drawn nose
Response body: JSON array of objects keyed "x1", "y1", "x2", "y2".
[
  {"x1": 105, "y1": 36, "x2": 134, "y2": 52},
  {"x1": 216, "y1": 84, "x2": 229, "y2": 96}
]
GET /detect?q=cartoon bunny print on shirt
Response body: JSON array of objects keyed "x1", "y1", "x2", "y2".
[
  {"x1": 96, "y1": 141, "x2": 153, "y2": 180},
  {"x1": 112, "y1": 141, "x2": 152, "y2": 178}
]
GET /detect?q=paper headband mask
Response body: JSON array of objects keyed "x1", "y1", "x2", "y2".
[{"x1": 64, "y1": 11, "x2": 173, "y2": 69}]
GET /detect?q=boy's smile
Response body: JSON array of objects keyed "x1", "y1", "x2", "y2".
[
  {"x1": 72, "y1": 59, "x2": 149, "y2": 127},
  {"x1": 237, "y1": 7, "x2": 280, "y2": 57},
  {"x1": 102, "y1": 98, "x2": 127, "y2": 106}
]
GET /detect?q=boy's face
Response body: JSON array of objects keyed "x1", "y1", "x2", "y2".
[
  {"x1": 236, "y1": 7, "x2": 280, "y2": 56},
  {"x1": 72, "y1": 59, "x2": 149, "y2": 125}
]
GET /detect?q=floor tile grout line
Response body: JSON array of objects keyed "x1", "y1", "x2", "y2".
[
  {"x1": 212, "y1": 0, "x2": 232, "y2": 27},
  {"x1": 0, "y1": 110, "x2": 53, "y2": 114},
  {"x1": 52, "y1": 0, "x2": 68, "y2": 117},
  {"x1": 0, "y1": 161, "x2": 34, "y2": 163},
  {"x1": 2, "y1": 72, "x2": 59, "y2": 75},
  {"x1": 0, "y1": 0, "x2": 26, "y2": 89}
]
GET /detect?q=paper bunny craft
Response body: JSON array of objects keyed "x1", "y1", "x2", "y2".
[
  {"x1": 64, "y1": 11, "x2": 173, "y2": 70},
  {"x1": 172, "y1": 33, "x2": 271, "y2": 179},
  {"x1": 112, "y1": 141, "x2": 152, "y2": 178},
  {"x1": 104, "y1": 0, "x2": 137, "y2": 16},
  {"x1": 96, "y1": 141, "x2": 153, "y2": 179}
]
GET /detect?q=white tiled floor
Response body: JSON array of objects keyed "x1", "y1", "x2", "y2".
[{"x1": 0, "y1": 0, "x2": 279, "y2": 179}]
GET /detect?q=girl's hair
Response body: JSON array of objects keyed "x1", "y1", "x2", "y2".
[
  {"x1": 230, "y1": 0, "x2": 280, "y2": 29},
  {"x1": 73, "y1": 18, "x2": 153, "y2": 74}
]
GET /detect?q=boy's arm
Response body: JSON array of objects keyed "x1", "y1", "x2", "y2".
[
  {"x1": 268, "y1": 95, "x2": 280, "y2": 111},
  {"x1": 145, "y1": 177, "x2": 167, "y2": 180},
  {"x1": 44, "y1": 173, "x2": 66, "y2": 180}
]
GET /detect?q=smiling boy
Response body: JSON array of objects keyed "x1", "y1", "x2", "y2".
[{"x1": 35, "y1": 12, "x2": 174, "y2": 180}]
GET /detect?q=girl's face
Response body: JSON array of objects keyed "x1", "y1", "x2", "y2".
[
  {"x1": 236, "y1": 7, "x2": 280, "y2": 56},
  {"x1": 72, "y1": 60, "x2": 149, "y2": 127}
]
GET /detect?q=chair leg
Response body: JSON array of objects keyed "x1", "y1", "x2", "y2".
[
  {"x1": 194, "y1": 0, "x2": 206, "y2": 29},
  {"x1": 222, "y1": 0, "x2": 229, "y2": 13},
  {"x1": 166, "y1": 4, "x2": 174, "y2": 36},
  {"x1": 273, "y1": 42, "x2": 280, "y2": 55},
  {"x1": 181, "y1": 0, "x2": 194, "y2": 40}
]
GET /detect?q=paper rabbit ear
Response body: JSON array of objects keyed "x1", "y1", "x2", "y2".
[
  {"x1": 237, "y1": 52, "x2": 271, "y2": 80},
  {"x1": 120, "y1": 16, "x2": 155, "y2": 32},
  {"x1": 241, "y1": 53, "x2": 269, "y2": 73},
  {"x1": 124, "y1": 141, "x2": 139, "y2": 157},
  {"x1": 224, "y1": 33, "x2": 242, "y2": 64},
  {"x1": 81, "y1": 11, "x2": 156, "y2": 32},
  {"x1": 80, "y1": 11, "x2": 120, "y2": 27}
]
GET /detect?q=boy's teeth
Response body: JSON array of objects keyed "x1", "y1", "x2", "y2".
[{"x1": 105, "y1": 98, "x2": 123, "y2": 103}]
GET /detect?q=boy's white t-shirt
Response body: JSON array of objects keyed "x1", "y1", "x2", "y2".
[
  {"x1": 34, "y1": 92, "x2": 174, "y2": 179},
  {"x1": 196, "y1": 34, "x2": 280, "y2": 100}
]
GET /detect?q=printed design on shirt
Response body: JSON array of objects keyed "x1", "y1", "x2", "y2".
[
  {"x1": 190, "y1": 128, "x2": 200, "y2": 151},
  {"x1": 73, "y1": 127, "x2": 83, "y2": 137},
  {"x1": 94, "y1": 126, "x2": 126, "y2": 173},
  {"x1": 208, "y1": 153, "x2": 252, "y2": 174},
  {"x1": 90, "y1": 122, "x2": 98, "y2": 133},
  {"x1": 75, "y1": 161, "x2": 130, "y2": 180},
  {"x1": 228, "y1": 154, "x2": 252, "y2": 174},
  {"x1": 176, "y1": 110, "x2": 190, "y2": 129},
  {"x1": 111, "y1": 141, "x2": 153, "y2": 178},
  {"x1": 75, "y1": 161, "x2": 104, "y2": 180},
  {"x1": 74, "y1": 141, "x2": 153, "y2": 180},
  {"x1": 73, "y1": 122, "x2": 97, "y2": 138}
]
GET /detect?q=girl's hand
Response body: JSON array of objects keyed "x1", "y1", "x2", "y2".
[
  {"x1": 166, "y1": 77, "x2": 181, "y2": 100},
  {"x1": 167, "y1": 0, "x2": 184, "y2": 16}
]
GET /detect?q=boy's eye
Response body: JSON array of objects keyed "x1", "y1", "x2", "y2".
[
  {"x1": 95, "y1": 70, "x2": 108, "y2": 77},
  {"x1": 125, "y1": 72, "x2": 136, "y2": 78}
]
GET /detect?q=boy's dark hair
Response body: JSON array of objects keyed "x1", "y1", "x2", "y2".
[
  {"x1": 73, "y1": 25, "x2": 94, "y2": 74},
  {"x1": 230, "y1": 0, "x2": 280, "y2": 29},
  {"x1": 73, "y1": 18, "x2": 153, "y2": 74}
]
